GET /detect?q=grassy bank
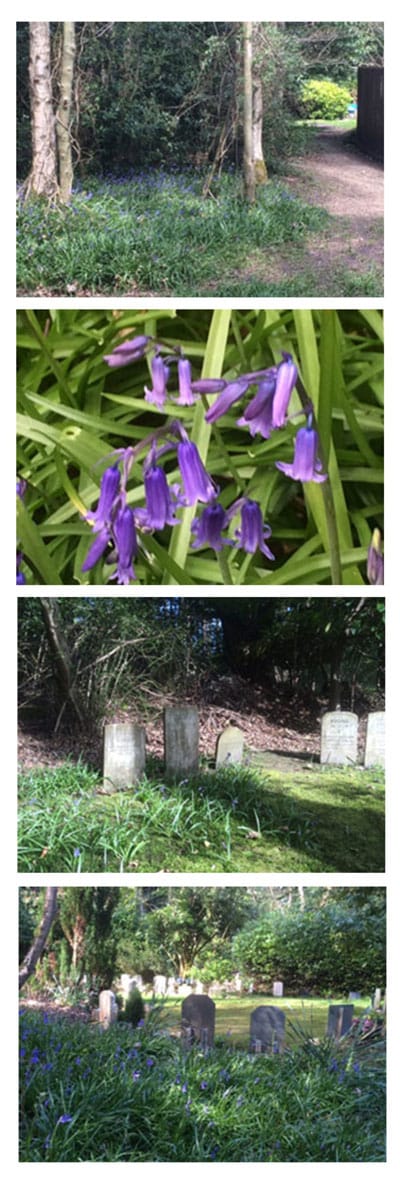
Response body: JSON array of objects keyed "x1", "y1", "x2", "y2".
[{"x1": 18, "y1": 761, "x2": 385, "y2": 873}]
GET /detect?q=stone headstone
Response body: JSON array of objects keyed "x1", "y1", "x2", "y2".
[
  {"x1": 181, "y1": 993, "x2": 215, "y2": 1048},
  {"x1": 99, "y1": 989, "x2": 118, "y2": 1029},
  {"x1": 348, "y1": 991, "x2": 361, "y2": 1001},
  {"x1": 178, "y1": 984, "x2": 192, "y2": 998},
  {"x1": 164, "y1": 706, "x2": 199, "y2": 776},
  {"x1": 320, "y1": 711, "x2": 358, "y2": 765},
  {"x1": 153, "y1": 974, "x2": 167, "y2": 996},
  {"x1": 120, "y1": 973, "x2": 143, "y2": 998},
  {"x1": 372, "y1": 988, "x2": 382, "y2": 1009},
  {"x1": 327, "y1": 1004, "x2": 354, "y2": 1039},
  {"x1": 273, "y1": 980, "x2": 284, "y2": 998},
  {"x1": 103, "y1": 723, "x2": 145, "y2": 792},
  {"x1": 215, "y1": 725, "x2": 244, "y2": 768},
  {"x1": 364, "y1": 712, "x2": 385, "y2": 767},
  {"x1": 249, "y1": 1006, "x2": 285, "y2": 1053}
]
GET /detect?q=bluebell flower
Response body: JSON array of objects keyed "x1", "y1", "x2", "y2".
[
  {"x1": 237, "y1": 377, "x2": 276, "y2": 438},
  {"x1": 191, "y1": 501, "x2": 231, "y2": 551},
  {"x1": 144, "y1": 355, "x2": 170, "y2": 408},
  {"x1": 17, "y1": 478, "x2": 27, "y2": 499},
  {"x1": 103, "y1": 335, "x2": 150, "y2": 367},
  {"x1": 175, "y1": 358, "x2": 197, "y2": 406},
  {"x1": 57, "y1": 1114, "x2": 72, "y2": 1125},
  {"x1": 177, "y1": 439, "x2": 217, "y2": 504},
  {"x1": 135, "y1": 458, "x2": 182, "y2": 531},
  {"x1": 367, "y1": 528, "x2": 384, "y2": 584},
  {"x1": 191, "y1": 378, "x2": 227, "y2": 395},
  {"x1": 111, "y1": 507, "x2": 137, "y2": 584},
  {"x1": 82, "y1": 526, "x2": 112, "y2": 572},
  {"x1": 276, "y1": 423, "x2": 327, "y2": 483},
  {"x1": 232, "y1": 498, "x2": 275, "y2": 561},
  {"x1": 86, "y1": 465, "x2": 121, "y2": 531},
  {"x1": 272, "y1": 353, "x2": 298, "y2": 428},
  {"x1": 204, "y1": 377, "x2": 251, "y2": 424},
  {"x1": 17, "y1": 552, "x2": 26, "y2": 585}
]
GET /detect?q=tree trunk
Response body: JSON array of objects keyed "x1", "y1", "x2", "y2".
[
  {"x1": 243, "y1": 23, "x2": 255, "y2": 203},
  {"x1": 56, "y1": 22, "x2": 75, "y2": 203},
  {"x1": 26, "y1": 23, "x2": 58, "y2": 199},
  {"x1": 19, "y1": 888, "x2": 58, "y2": 988},
  {"x1": 39, "y1": 598, "x2": 85, "y2": 730},
  {"x1": 252, "y1": 72, "x2": 268, "y2": 184}
]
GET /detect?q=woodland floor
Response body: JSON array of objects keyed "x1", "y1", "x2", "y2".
[
  {"x1": 17, "y1": 127, "x2": 384, "y2": 299},
  {"x1": 18, "y1": 674, "x2": 377, "y2": 775}
]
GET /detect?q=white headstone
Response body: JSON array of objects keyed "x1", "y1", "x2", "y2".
[
  {"x1": 273, "y1": 980, "x2": 284, "y2": 997},
  {"x1": 364, "y1": 712, "x2": 385, "y2": 767},
  {"x1": 320, "y1": 711, "x2": 358, "y2": 765},
  {"x1": 120, "y1": 973, "x2": 142, "y2": 998},
  {"x1": 216, "y1": 725, "x2": 244, "y2": 768},
  {"x1": 153, "y1": 974, "x2": 167, "y2": 996},
  {"x1": 99, "y1": 989, "x2": 118, "y2": 1029},
  {"x1": 103, "y1": 723, "x2": 146, "y2": 791}
]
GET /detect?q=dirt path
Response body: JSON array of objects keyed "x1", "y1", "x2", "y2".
[{"x1": 237, "y1": 126, "x2": 384, "y2": 293}]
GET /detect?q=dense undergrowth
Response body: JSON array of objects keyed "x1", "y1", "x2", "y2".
[
  {"x1": 17, "y1": 170, "x2": 329, "y2": 296},
  {"x1": 19, "y1": 1005, "x2": 386, "y2": 1162}
]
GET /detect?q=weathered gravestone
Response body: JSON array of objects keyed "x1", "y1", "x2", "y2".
[
  {"x1": 320, "y1": 711, "x2": 358, "y2": 765},
  {"x1": 215, "y1": 725, "x2": 244, "y2": 768},
  {"x1": 364, "y1": 712, "x2": 385, "y2": 767},
  {"x1": 273, "y1": 980, "x2": 284, "y2": 998},
  {"x1": 372, "y1": 988, "x2": 382, "y2": 1009},
  {"x1": 348, "y1": 991, "x2": 361, "y2": 1001},
  {"x1": 164, "y1": 706, "x2": 199, "y2": 776},
  {"x1": 153, "y1": 974, "x2": 167, "y2": 996},
  {"x1": 103, "y1": 723, "x2": 145, "y2": 792},
  {"x1": 99, "y1": 989, "x2": 118, "y2": 1029},
  {"x1": 181, "y1": 993, "x2": 215, "y2": 1049},
  {"x1": 327, "y1": 1004, "x2": 354, "y2": 1039},
  {"x1": 120, "y1": 973, "x2": 143, "y2": 998},
  {"x1": 249, "y1": 1006, "x2": 285, "y2": 1053}
]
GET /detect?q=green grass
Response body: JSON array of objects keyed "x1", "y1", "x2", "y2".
[
  {"x1": 158, "y1": 994, "x2": 371, "y2": 1047},
  {"x1": 208, "y1": 263, "x2": 384, "y2": 298},
  {"x1": 16, "y1": 169, "x2": 329, "y2": 296},
  {"x1": 19, "y1": 1003, "x2": 386, "y2": 1161},
  {"x1": 18, "y1": 760, "x2": 385, "y2": 873}
]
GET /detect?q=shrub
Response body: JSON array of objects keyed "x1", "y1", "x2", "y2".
[
  {"x1": 120, "y1": 986, "x2": 145, "y2": 1026},
  {"x1": 299, "y1": 79, "x2": 353, "y2": 121}
]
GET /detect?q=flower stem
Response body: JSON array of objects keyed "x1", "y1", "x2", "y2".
[
  {"x1": 217, "y1": 550, "x2": 234, "y2": 585},
  {"x1": 320, "y1": 465, "x2": 343, "y2": 585}
]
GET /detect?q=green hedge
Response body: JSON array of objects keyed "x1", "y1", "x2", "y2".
[
  {"x1": 232, "y1": 901, "x2": 385, "y2": 994},
  {"x1": 299, "y1": 78, "x2": 353, "y2": 120}
]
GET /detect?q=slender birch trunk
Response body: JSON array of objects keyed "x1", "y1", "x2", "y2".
[
  {"x1": 243, "y1": 23, "x2": 255, "y2": 203},
  {"x1": 252, "y1": 69, "x2": 268, "y2": 184},
  {"x1": 25, "y1": 23, "x2": 58, "y2": 199},
  {"x1": 56, "y1": 22, "x2": 75, "y2": 203}
]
